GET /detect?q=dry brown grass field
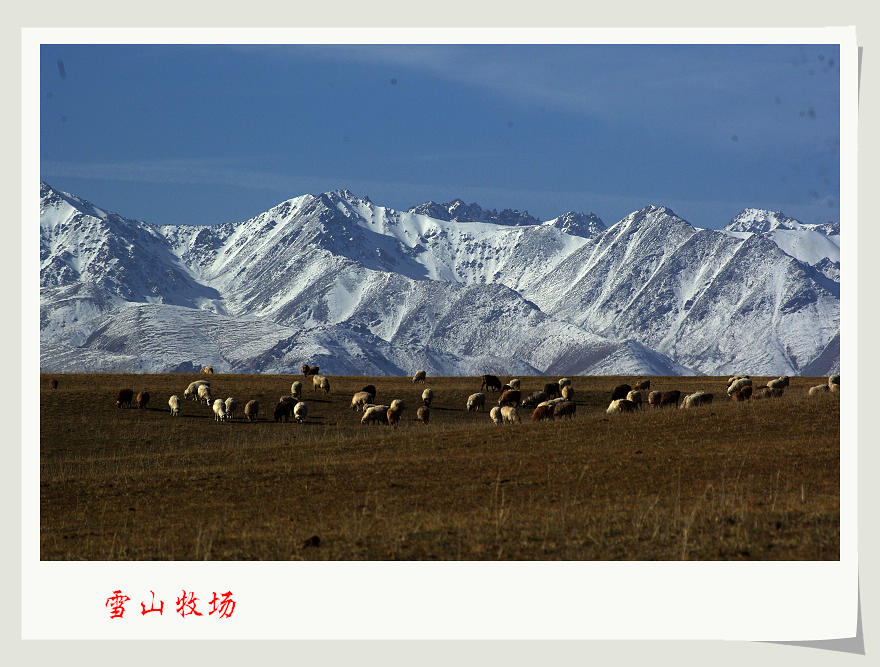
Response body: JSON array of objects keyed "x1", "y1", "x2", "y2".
[{"x1": 39, "y1": 373, "x2": 839, "y2": 560}]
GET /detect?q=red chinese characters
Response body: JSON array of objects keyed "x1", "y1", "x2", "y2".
[{"x1": 105, "y1": 590, "x2": 131, "y2": 619}]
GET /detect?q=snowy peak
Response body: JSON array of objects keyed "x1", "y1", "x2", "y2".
[
  {"x1": 407, "y1": 198, "x2": 541, "y2": 227},
  {"x1": 726, "y1": 208, "x2": 804, "y2": 233},
  {"x1": 543, "y1": 211, "x2": 606, "y2": 238}
]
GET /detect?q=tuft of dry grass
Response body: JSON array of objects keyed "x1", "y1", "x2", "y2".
[{"x1": 39, "y1": 373, "x2": 839, "y2": 560}]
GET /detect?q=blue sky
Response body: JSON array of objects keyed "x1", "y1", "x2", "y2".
[{"x1": 40, "y1": 43, "x2": 840, "y2": 228}]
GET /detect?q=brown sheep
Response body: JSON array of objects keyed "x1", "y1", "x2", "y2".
[
  {"x1": 200, "y1": 366, "x2": 214, "y2": 374},
  {"x1": 116, "y1": 388, "x2": 134, "y2": 408},
  {"x1": 301, "y1": 364, "x2": 320, "y2": 376},
  {"x1": 561, "y1": 385, "x2": 574, "y2": 401},
  {"x1": 417, "y1": 406, "x2": 429, "y2": 425},
  {"x1": 553, "y1": 401, "x2": 576, "y2": 419},
  {"x1": 48, "y1": 378, "x2": 58, "y2": 390},
  {"x1": 634, "y1": 379, "x2": 650, "y2": 391},
  {"x1": 531, "y1": 404, "x2": 555, "y2": 422},
  {"x1": 731, "y1": 385, "x2": 753, "y2": 401},
  {"x1": 647, "y1": 390, "x2": 662, "y2": 408},
  {"x1": 136, "y1": 391, "x2": 150, "y2": 409},
  {"x1": 809, "y1": 384, "x2": 830, "y2": 396},
  {"x1": 387, "y1": 399, "x2": 405, "y2": 427},
  {"x1": 498, "y1": 389, "x2": 521, "y2": 407},
  {"x1": 606, "y1": 398, "x2": 637, "y2": 413},
  {"x1": 480, "y1": 374, "x2": 502, "y2": 392},
  {"x1": 611, "y1": 384, "x2": 632, "y2": 401},
  {"x1": 244, "y1": 399, "x2": 259, "y2": 422},
  {"x1": 659, "y1": 390, "x2": 681, "y2": 408}
]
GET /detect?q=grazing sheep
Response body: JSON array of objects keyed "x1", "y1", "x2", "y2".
[
  {"x1": 200, "y1": 366, "x2": 214, "y2": 374},
  {"x1": 361, "y1": 384, "x2": 377, "y2": 399},
  {"x1": 481, "y1": 374, "x2": 502, "y2": 392},
  {"x1": 509, "y1": 378, "x2": 520, "y2": 390},
  {"x1": 611, "y1": 384, "x2": 632, "y2": 401},
  {"x1": 829, "y1": 383, "x2": 839, "y2": 394},
  {"x1": 168, "y1": 395, "x2": 180, "y2": 416},
  {"x1": 293, "y1": 401, "x2": 308, "y2": 423},
  {"x1": 809, "y1": 384, "x2": 830, "y2": 396},
  {"x1": 244, "y1": 399, "x2": 259, "y2": 422},
  {"x1": 500, "y1": 406, "x2": 520, "y2": 423},
  {"x1": 212, "y1": 398, "x2": 227, "y2": 422},
  {"x1": 116, "y1": 388, "x2": 134, "y2": 408},
  {"x1": 731, "y1": 385, "x2": 753, "y2": 401},
  {"x1": 767, "y1": 376, "x2": 790, "y2": 390},
  {"x1": 752, "y1": 387, "x2": 771, "y2": 399},
  {"x1": 727, "y1": 378, "x2": 752, "y2": 396},
  {"x1": 136, "y1": 391, "x2": 150, "y2": 409},
  {"x1": 224, "y1": 397, "x2": 238, "y2": 420},
  {"x1": 544, "y1": 382, "x2": 561, "y2": 399},
  {"x1": 647, "y1": 390, "x2": 662, "y2": 408},
  {"x1": 500, "y1": 384, "x2": 514, "y2": 393},
  {"x1": 531, "y1": 404, "x2": 555, "y2": 421},
  {"x1": 558, "y1": 378, "x2": 572, "y2": 389},
  {"x1": 301, "y1": 364, "x2": 319, "y2": 376},
  {"x1": 537, "y1": 397, "x2": 567, "y2": 408},
  {"x1": 767, "y1": 387, "x2": 784, "y2": 398},
  {"x1": 498, "y1": 389, "x2": 521, "y2": 407},
  {"x1": 626, "y1": 390, "x2": 642, "y2": 408},
  {"x1": 606, "y1": 398, "x2": 637, "y2": 414},
  {"x1": 387, "y1": 399, "x2": 406, "y2": 427},
  {"x1": 417, "y1": 406, "x2": 429, "y2": 425},
  {"x1": 489, "y1": 406, "x2": 502, "y2": 424},
  {"x1": 351, "y1": 391, "x2": 372, "y2": 411},
  {"x1": 291, "y1": 381, "x2": 303, "y2": 400},
  {"x1": 49, "y1": 378, "x2": 58, "y2": 390},
  {"x1": 553, "y1": 401, "x2": 576, "y2": 419},
  {"x1": 361, "y1": 405, "x2": 390, "y2": 425},
  {"x1": 727, "y1": 374, "x2": 750, "y2": 387},
  {"x1": 197, "y1": 384, "x2": 213, "y2": 406},
  {"x1": 467, "y1": 392, "x2": 486, "y2": 412},
  {"x1": 421, "y1": 387, "x2": 434, "y2": 407},
  {"x1": 274, "y1": 399, "x2": 293, "y2": 423},
  {"x1": 634, "y1": 380, "x2": 650, "y2": 391},
  {"x1": 828, "y1": 374, "x2": 840, "y2": 389},
  {"x1": 682, "y1": 391, "x2": 714, "y2": 408},
  {"x1": 561, "y1": 385, "x2": 575, "y2": 401},
  {"x1": 184, "y1": 380, "x2": 210, "y2": 401},
  {"x1": 659, "y1": 390, "x2": 681, "y2": 408},
  {"x1": 412, "y1": 370, "x2": 427, "y2": 384},
  {"x1": 521, "y1": 390, "x2": 549, "y2": 408},
  {"x1": 312, "y1": 375, "x2": 330, "y2": 394}
]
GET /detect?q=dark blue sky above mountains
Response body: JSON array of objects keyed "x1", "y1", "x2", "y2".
[{"x1": 40, "y1": 43, "x2": 840, "y2": 229}]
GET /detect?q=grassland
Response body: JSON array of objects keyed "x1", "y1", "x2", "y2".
[{"x1": 39, "y1": 373, "x2": 839, "y2": 560}]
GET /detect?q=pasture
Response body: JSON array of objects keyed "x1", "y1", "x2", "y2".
[{"x1": 39, "y1": 373, "x2": 839, "y2": 560}]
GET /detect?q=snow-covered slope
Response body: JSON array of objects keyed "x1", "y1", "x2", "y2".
[
  {"x1": 39, "y1": 183, "x2": 840, "y2": 376},
  {"x1": 722, "y1": 208, "x2": 840, "y2": 267}
]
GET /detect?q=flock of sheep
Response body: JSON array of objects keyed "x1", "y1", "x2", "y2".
[{"x1": 104, "y1": 366, "x2": 840, "y2": 426}]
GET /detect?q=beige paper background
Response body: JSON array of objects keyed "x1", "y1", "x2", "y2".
[{"x1": 5, "y1": 1, "x2": 876, "y2": 663}]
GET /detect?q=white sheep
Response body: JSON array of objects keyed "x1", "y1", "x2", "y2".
[
  {"x1": 412, "y1": 370, "x2": 427, "y2": 384},
  {"x1": 291, "y1": 380, "x2": 303, "y2": 399},
  {"x1": 198, "y1": 383, "x2": 213, "y2": 406},
  {"x1": 312, "y1": 375, "x2": 330, "y2": 394},
  {"x1": 681, "y1": 391, "x2": 714, "y2": 408},
  {"x1": 500, "y1": 406, "x2": 520, "y2": 423},
  {"x1": 509, "y1": 378, "x2": 520, "y2": 390},
  {"x1": 421, "y1": 387, "x2": 434, "y2": 407},
  {"x1": 293, "y1": 401, "x2": 308, "y2": 423},
  {"x1": 212, "y1": 398, "x2": 227, "y2": 421},
  {"x1": 829, "y1": 375, "x2": 840, "y2": 391},
  {"x1": 727, "y1": 377, "x2": 752, "y2": 396},
  {"x1": 606, "y1": 399, "x2": 637, "y2": 414},
  {"x1": 224, "y1": 397, "x2": 238, "y2": 420},
  {"x1": 467, "y1": 392, "x2": 486, "y2": 412},
  {"x1": 809, "y1": 384, "x2": 830, "y2": 396},
  {"x1": 727, "y1": 374, "x2": 750, "y2": 387},
  {"x1": 361, "y1": 405, "x2": 390, "y2": 425},
  {"x1": 537, "y1": 397, "x2": 566, "y2": 408},
  {"x1": 168, "y1": 395, "x2": 180, "y2": 416},
  {"x1": 558, "y1": 378, "x2": 572, "y2": 389},
  {"x1": 244, "y1": 399, "x2": 259, "y2": 422},
  {"x1": 489, "y1": 406, "x2": 502, "y2": 425},
  {"x1": 767, "y1": 376, "x2": 790, "y2": 390},
  {"x1": 184, "y1": 380, "x2": 210, "y2": 401},
  {"x1": 626, "y1": 390, "x2": 642, "y2": 408},
  {"x1": 351, "y1": 391, "x2": 372, "y2": 411},
  {"x1": 387, "y1": 399, "x2": 406, "y2": 427}
]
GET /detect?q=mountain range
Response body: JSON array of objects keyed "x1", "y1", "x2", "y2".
[{"x1": 39, "y1": 183, "x2": 840, "y2": 377}]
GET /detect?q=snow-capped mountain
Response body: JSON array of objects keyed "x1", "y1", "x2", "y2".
[{"x1": 39, "y1": 183, "x2": 840, "y2": 376}]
